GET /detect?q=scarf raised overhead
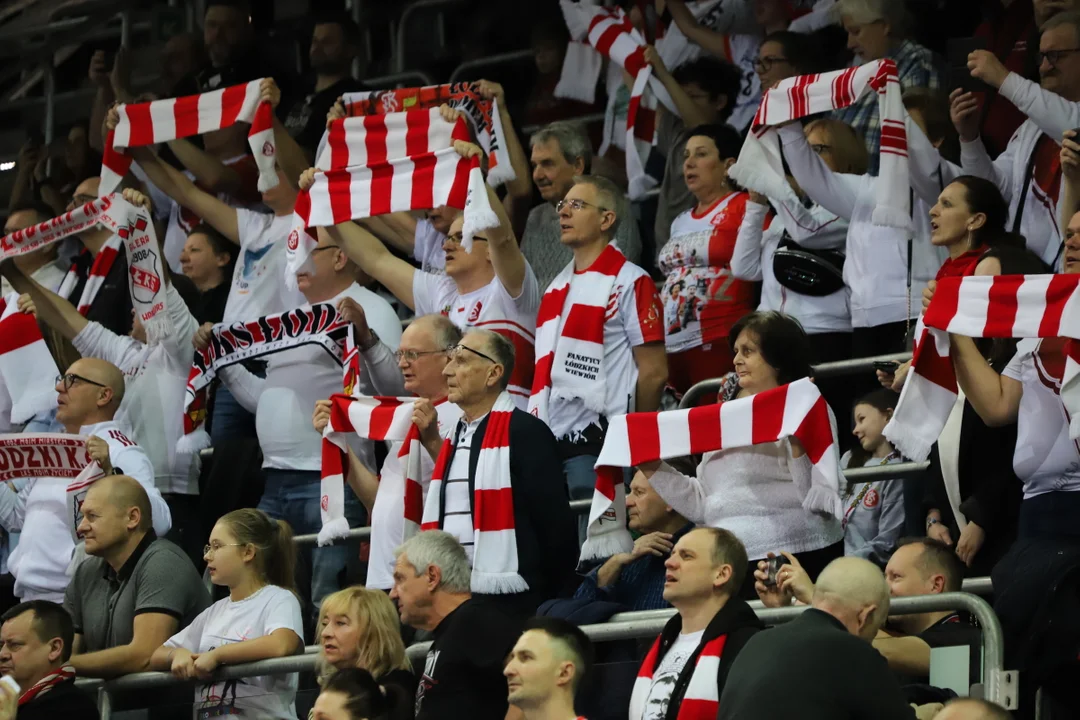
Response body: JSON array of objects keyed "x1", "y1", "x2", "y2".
[
  {"x1": 179, "y1": 303, "x2": 354, "y2": 453},
  {"x1": 629, "y1": 634, "x2": 728, "y2": 720},
  {"x1": 556, "y1": 1, "x2": 676, "y2": 199},
  {"x1": 425, "y1": 392, "x2": 526, "y2": 594},
  {"x1": 582, "y1": 378, "x2": 842, "y2": 562},
  {"x1": 100, "y1": 79, "x2": 277, "y2": 196},
  {"x1": 529, "y1": 244, "x2": 627, "y2": 425},
  {"x1": 728, "y1": 60, "x2": 910, "y2": 230},
  {"x1": 0, "y1": 294, "x2": 58, "y2": 425},
  {"x1": 884, "y1": 274, "x2": 1080, "y2": 461},
  {"x1": 287, "y1": 108, "x2": 499, "y2": 289},
  {"x1": 335, "y1": 83, "x2": 517, "y2": 186},
  {"x1": 21, "y1": 195, "x2": 172, "y2": 343}
]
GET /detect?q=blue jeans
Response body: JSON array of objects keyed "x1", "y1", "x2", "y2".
[
  {"x1": 564, "y1": 455, "x2": 600, "y2": 546},
  {"x1": 258, "y1": 469, "x2": 366, "y2": 614},
  {"x1": 210, "y1": 384, "x2": 258, "y2": 446}
]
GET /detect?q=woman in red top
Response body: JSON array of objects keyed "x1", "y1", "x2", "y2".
[
  {"x1": 929, "y1": 175, "x2": 1027, "y2": 280},
  {"x1": 658, "y1": 124, "x2": 756, "y2": 395}
]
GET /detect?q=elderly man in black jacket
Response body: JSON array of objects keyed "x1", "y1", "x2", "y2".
[{"x1": 431, "y1": 328, "x2": 578, "y2": 617}]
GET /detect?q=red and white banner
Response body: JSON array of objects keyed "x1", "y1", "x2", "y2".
[
  {"x1": 885, "y1": 274, "x2": 1080, "y2": 460},
  {"x1": 286, "y1": 108, "x2": 499, "y2": 289},
  {"x1": 100, "y1": 79, "x2": 277, "y2": 196},
  {"x1": 67, "y1": 461, "x2": 107, "y2": 541},
  {"x1": 729, "y1": 59, "x2": 910, "y2": 230},
  {"x1": 0, "y1": 293, "x2": 58, "y2": 426},
  {"x1": 582, "y1": 378, "x2": 842, "y2": 561},
  {"x1": 0, "y1": 434, "x2": 88, "y2": 482}
]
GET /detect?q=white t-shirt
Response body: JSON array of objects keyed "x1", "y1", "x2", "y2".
[
  {"x1": 413, "y1": 219, "x2": 446, "y2": 273},
  {"x1": 227, "y1": 210, "x2": 306, "y2": 323},
  {"x1": 413, "y1": 267, "x2": 541, "y2": 407},
  {"x1": 165, "y1": 585, "x2": 304, "y2": 720},
  {"x1": 546, "y1": 262, "x2": 665, "y2": 442},
  {"x1": 367, "y1": 401, "x2": 462, "y2": 590},
  {"x1": 725, "y1": 34, "x2": 762, "y2": 133},
  {"x1": 641, "y1": 630, "x2": 704, "y2": 720},
  {"x1": 1003, "y1": 337, "x2": 1080, "y2": 498}
]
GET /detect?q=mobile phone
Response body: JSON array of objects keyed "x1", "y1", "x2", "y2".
[
  {"x1": 874, "y1": 361, "x2": 900, "y2": 373},
  {"x1": 947, "y1": 37, "x2": 991, "y2": 94},
  {"x1": 765, "y1": 556, "x2": 788, "y2": 587}
]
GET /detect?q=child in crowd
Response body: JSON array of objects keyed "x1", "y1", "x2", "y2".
[
  {"x1": 840, "y1": 389, "x2": 906, "y2": 566},
  {"x1": 149, "y1": 509, "x2": 304, "y2": 720}
]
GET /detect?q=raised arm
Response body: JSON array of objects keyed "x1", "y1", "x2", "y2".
[
  {"x1": 906, "y1": 113, "x2": 963, "y2": 208},
  {"x1": 730, "y1": 196, "x2": 768, "y2": 281},
  {"x1": 643, "y1": 46, "x2": 708, "y2": 128},
  {"x1": 951, "y1": 334, "x2": 1023, "y2": 426},
  {"x1": 1061, "y1": 130, "x2": 1080, "y2": 235},
  {"x1": 952, "y1": 88, "x2": 1014, "y2": 196},
  {"x1": 259, "y1": 79, "x2": 310, "y2": 188},
  {"x1": 665, "y1": 0, "x2": 733, "y2": 61},
  {"x1": 475, "y1": 80, "x2": 532, "y2": 203},
  {"x1": 167, "y1": 136, "x2": 246, "y2": 196},
  {"x1": 777, "y1": 123, "x2": 861, "y2": 221},
  {"x1": 359, "y1": 214, "x2": 419, "y2": 255},
  {"x1": 640, "y1": 461, "x2": 707, "y2": 525},
  {"x1": 2, "y1": 268, "x2": 88, "y2": 342}
]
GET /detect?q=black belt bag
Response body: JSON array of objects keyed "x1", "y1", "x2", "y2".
[{"x1": 772, "y1": 231, "x2": 846, "y2": 297}]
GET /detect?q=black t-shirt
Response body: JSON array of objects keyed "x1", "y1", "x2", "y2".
[
  {"x1": 917, "y1": 612, "x2": 982, "y2": 686},
  {"x1": 69, "y1": 250, "x2": 133, "y2": 337},
  {"x1": 282, "y1": 76, "x2": 367, "y2": 156},
  {"x1": 415, "y1": 598, "x2": 522, "y2": 720}
]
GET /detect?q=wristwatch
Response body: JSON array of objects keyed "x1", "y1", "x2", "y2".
[{"x1": 926, "y1": 516, "x2": 941, "y2": 531}]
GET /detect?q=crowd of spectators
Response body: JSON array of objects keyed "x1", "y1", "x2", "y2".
[{"x1": 2, "y1": 0, "x2": 1080, "y2": 718}]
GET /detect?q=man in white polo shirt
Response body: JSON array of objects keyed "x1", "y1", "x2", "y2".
[{"x1": 0, "y1": 357, "x2": 171, "y2": 603}]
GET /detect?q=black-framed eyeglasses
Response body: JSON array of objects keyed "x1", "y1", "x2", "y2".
[
  {"x1": 810, "y1": 143, "x2": 833, "y2": 155},
  {"x1": 448, "y1": 343, "x2": 498, "y2": 365},
  {"x1": 394, "y1": 348, "x2": 449, "y2": 363},
  {"x1": 1037, "y1": 48, "x2": 1080, "y2": 68},
  {"x1": 753, "y1": 56, "x2": 790, "y2": 73},
  {"x1": 555, "y1": 198, "x2": 610, "y2": 214},
  {"x1": 56, "y1": 373, "x2": 106, "y2": 391},
  {"x1": 68, "y1": 193, "x2": 97, "y2": 209}
]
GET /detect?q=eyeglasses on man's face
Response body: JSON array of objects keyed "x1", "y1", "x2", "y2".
[
  {"x1": 395, "y1": 348, "x2": 449, "y2": 363},
  {"x1": 753, "y1": 56, "x2": 790, "y2": 73},
  {"x1": 447, "y1": 343, "x2": 498, "y2": 365},
  {"x1": 555, "y1": 198, "x2": 609, "y2": 214},
  {"x1": 55, "y1": 373, "x2": 106, "y2": 392},
  {"x1": 1037, "y1": 48, "x2": 1080, "y2": 68}
]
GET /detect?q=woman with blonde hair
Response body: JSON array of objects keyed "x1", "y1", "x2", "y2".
[{"x1": 315, "y1": 586, "x2": 415, "y2": 720}]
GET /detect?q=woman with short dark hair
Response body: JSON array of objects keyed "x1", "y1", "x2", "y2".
[{"x1": 640, "y1": 310, "x2": 844, "y2": 595}]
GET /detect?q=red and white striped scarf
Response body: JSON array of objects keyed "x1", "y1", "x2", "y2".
[
  {"x1": 335, "y1": 83, "x2": 517, "y2": 186},
  {"x1": 629, "y1": 635, "x2": 728, "y2": 720},
  {"x1": 582, "y1": 378, "x2": 842, "y2": 561},
  {"x1": 179, "y1": 303, "x2": 354, "y2": 453},
  {"x1": 423, "y1": 391, "x2": 526, "y2": 594},
  {"x1": 100, "y1": 79, "x2": 277, "y2": 196},
  {"x1": 18, "y1": 665, "x2": 76, "y2": 707},
  {"x1": 287, "y1": 108, "x2": 499, "y2": 290},
  {"x1": 319, "y1": 394, "x2": 461, "y2": 546},
  {"x1": 0, "y1": 434, "x2": 87, "y2": 481},
  {"x1": 30, "y1": 195, "x2": 172, "y2": 342},
  {"x1": 0, "y1": 294, "x2": 58, "y2": 425},
  {"x1": 885, "y1": 274, "x2": 1080, "y2": 461},
  {"x1": 529, "y1": 244, "x2": 627, "y2": 424},
  {"x1": 557, "y1": 2, "x2": 676, "y2": 199},
  {"x1": 729, "y1": 60, "x2": 910, "y2": 230}
]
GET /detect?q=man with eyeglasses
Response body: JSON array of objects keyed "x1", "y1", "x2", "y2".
[
  {"x1": 217, "y1": 231, "x2": 401, "y2": 615},
  {"x1": 530, "y1": 175, "x2": 667, "y2": 545},
  {"x1": 312, "y1": 313, "x2": 465, "y2": 592},
  {"x1": 306, "y1": 134, "x2": 541, "y2": 410},
  {"x1": 947, "y1": 10, "x2": 1080, "y2": 267},
  {"x1": 428, "y1": 329, "x2": 576, "y2": 615},
  {"x1": 54, "y1": 177, "x2": 133, "y2": 338},
  {"x1": 0, "y1": 203, "x2": 66, "y2": 300},
  {"x1": 0, "y1": 357, "x2": 171, "y2": 604}
]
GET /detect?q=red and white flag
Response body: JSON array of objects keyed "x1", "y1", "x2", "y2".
[
  {"x1": 729, "y1": 60, "x2": 910, "y2": 230},
  {"x1": 0, "y1": 294, "x2": 58, "y2": 426},
  {"x1": 286, "y1": 108, "x2": 499, "y2": 290},
  {"x1": 556, "y1": 1, "x2": 676, "y2": 199},
  {"x1": 100, "y1": 79, "x2": 277, "y2": 196},
  {"x1": 885, "y1": 274, "x2": 1080, "y2": 461},
  {"x1": 582, "y1": 378, "x2": 842, "y2": 562}
]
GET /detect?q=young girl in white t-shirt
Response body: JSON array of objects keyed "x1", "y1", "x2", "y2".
[{"x1": 150, "y1": 509, "x2": 305, "y2": 720}]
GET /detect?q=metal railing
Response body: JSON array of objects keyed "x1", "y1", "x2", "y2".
[
  {"x1": 360, "y1": 70, "x2": 436, "y2": 90},
  {"x1": 74, "y1": 591, "x2": 1014, "y2": 717},
  {"x1": 679, "y1": 351, "x2": 913, "y2": 409},
  {"x1": 394, "y1": 0, "x2": 464, "y2": 73}
]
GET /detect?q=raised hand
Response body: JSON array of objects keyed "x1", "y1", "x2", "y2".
[
  {"x1": 312, "y1": 398, "x2": 332, "y2": 434},
  {"x1": 949, "y1": 89, "x2": 981, "y2": 144},
  {"x1": 85, "y1": 435, "x2": 113, "y2": 474}
]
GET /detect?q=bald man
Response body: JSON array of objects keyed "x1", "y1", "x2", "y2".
[
  {"x1": 934, "y1": 698, "x2": 1010, "y2": 720},
  {"x1": 63, "y1": 475, "x2": 208, "y2": 677},
  {"x1": 719, "y1": 558, "x2": 916, "y2": 720},
  {"x1": 0, "y1": 357, "x2": 171, "y2": 603}
]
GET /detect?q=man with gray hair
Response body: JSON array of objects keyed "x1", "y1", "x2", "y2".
[
  {"x1": 719, "y1": 557, "x2": 917, "y2": 720},
  {"x1": 313, "y1": 313, "x2": 464, "y2": 591},
  {"x1": 420, "y1": 328, "x2": 577, "y2": 615},
  {"x1": 528, "y1": 175, "x2": 668, "y2": 543},
  {"x1": 391, "y1": 530, "x2": 524, "y2": 720},
  {"x1": 515, "y1": 121, "x2": 642, "y2": 288}
]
